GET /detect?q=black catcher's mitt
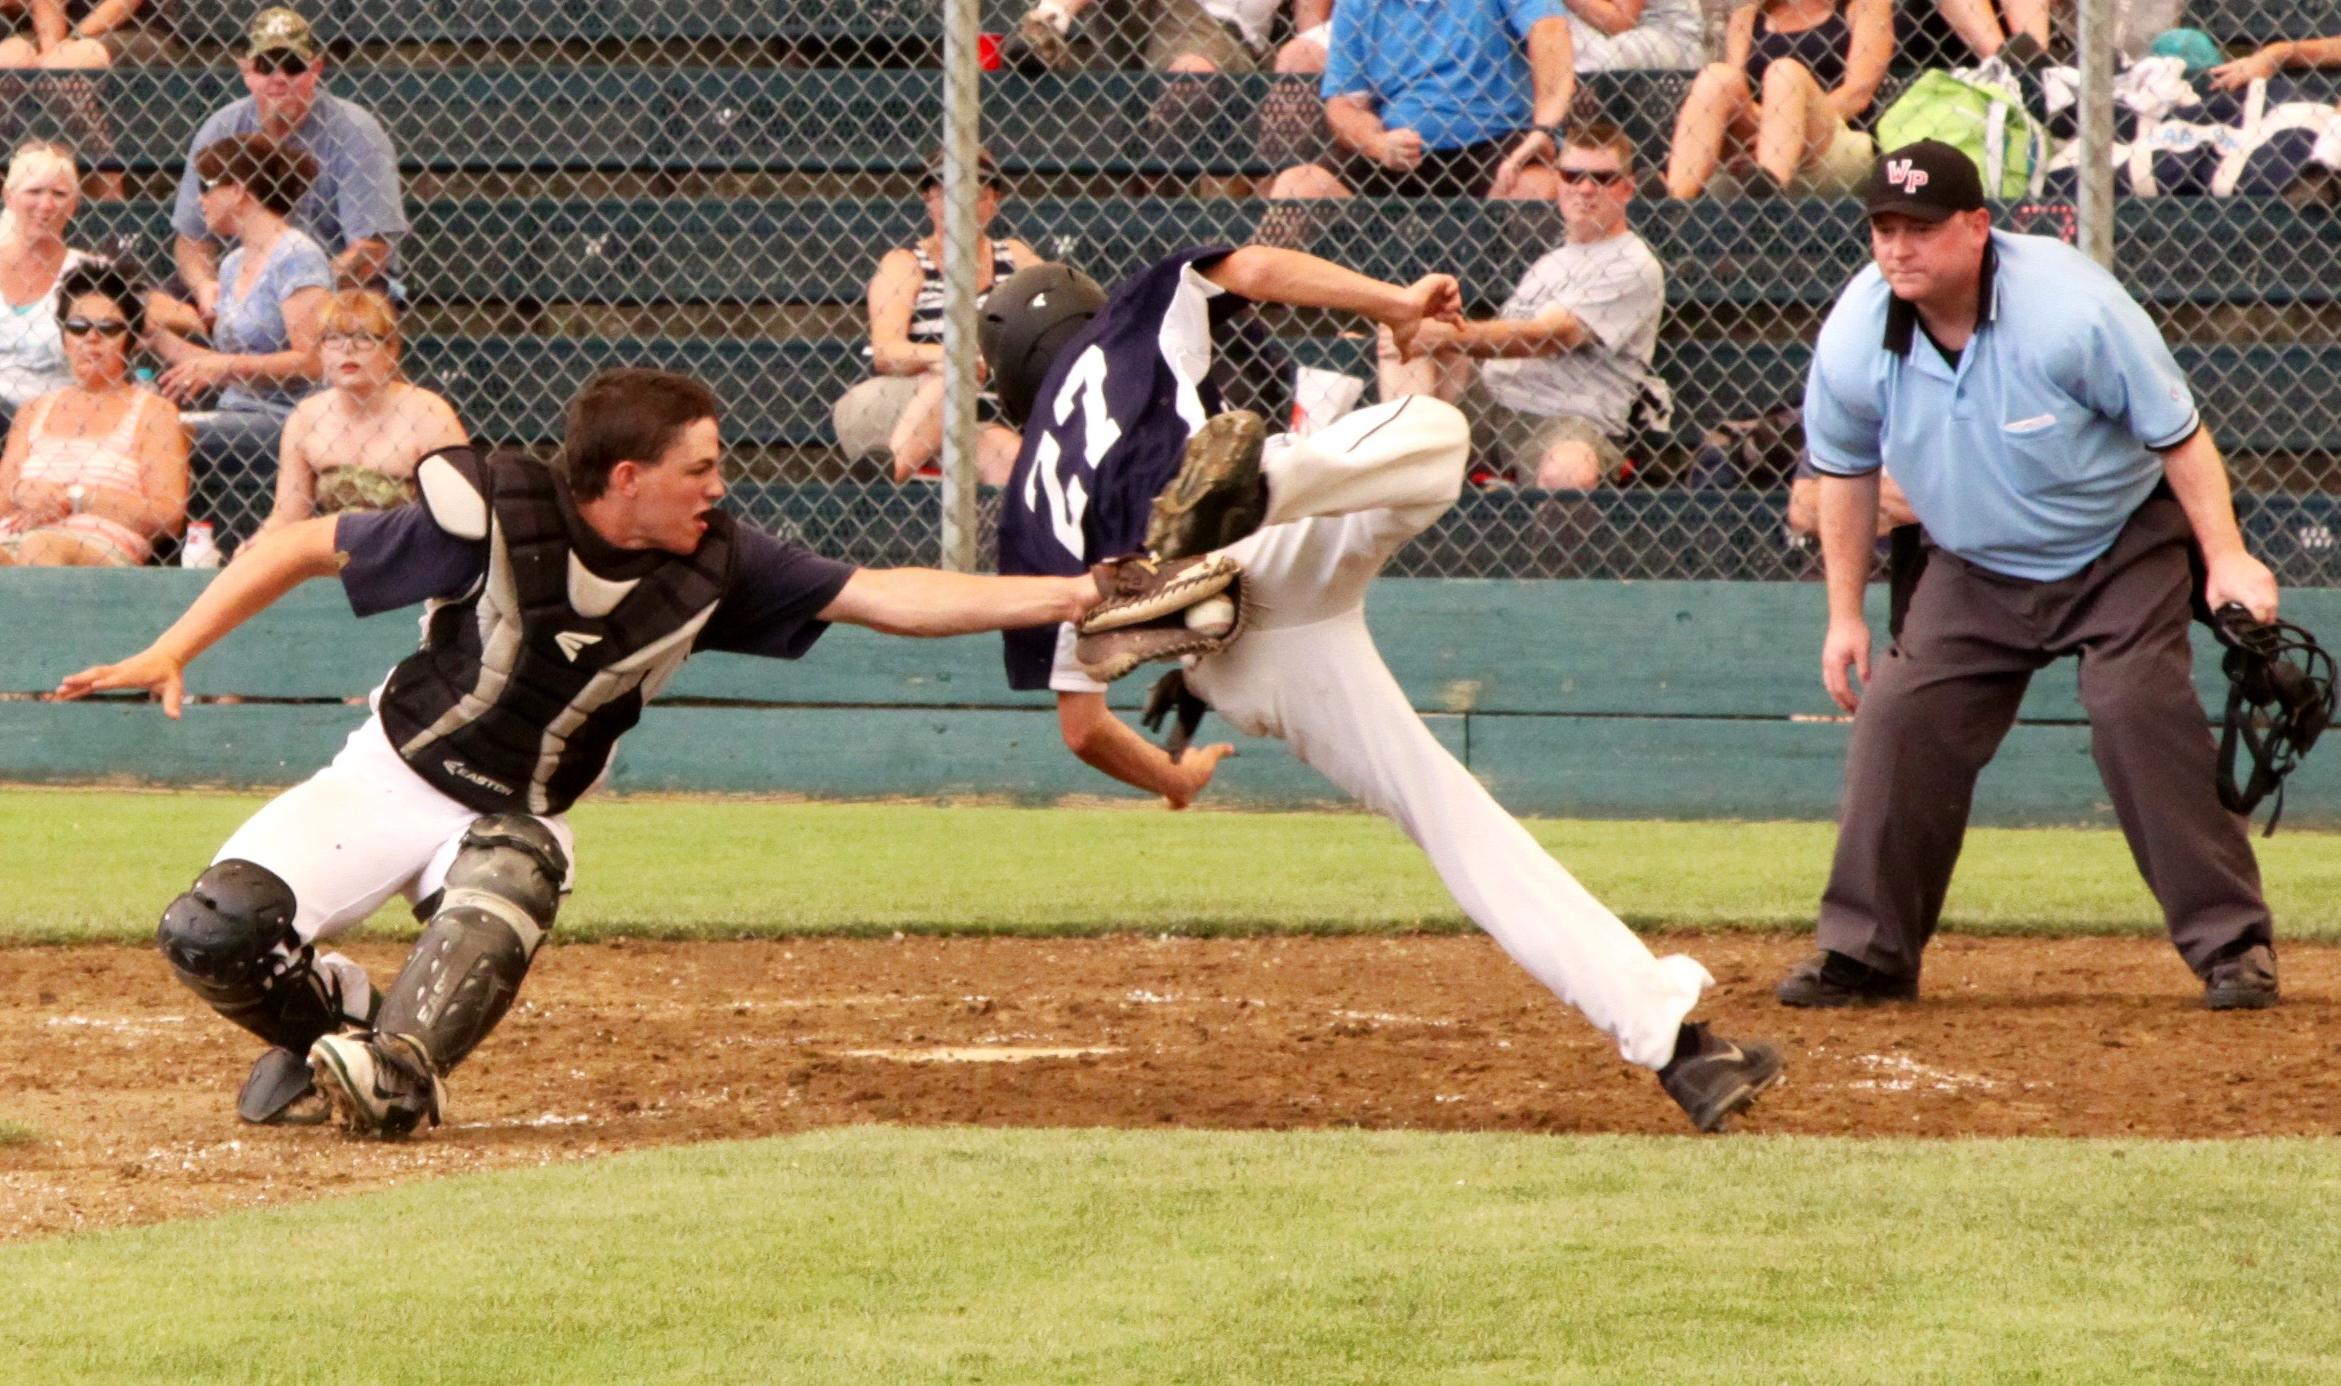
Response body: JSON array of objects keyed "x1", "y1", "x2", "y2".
[{"x1": 2210, "y1": 602, "x2": 2336, "y2": 835}]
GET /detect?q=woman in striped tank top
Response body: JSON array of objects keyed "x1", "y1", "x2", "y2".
[
  {"x1": 831, "y1": 149, "x2": 1042, "y2": 484},
  {"x1": 0, "y1": 261, "x2": 188, "y2": 566}
]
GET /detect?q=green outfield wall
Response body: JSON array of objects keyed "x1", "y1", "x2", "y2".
[{"x1": 6, "y1": 570, "x2": 2336, "y2": 826}]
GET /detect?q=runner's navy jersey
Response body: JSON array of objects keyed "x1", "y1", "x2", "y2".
[{"x1": 997, "y1": 247, "x2": 1254, "y2": 691}]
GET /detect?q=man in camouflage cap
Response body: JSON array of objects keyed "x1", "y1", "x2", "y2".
[{"x1": 170, "y1": 7, "x2": 410, "y2": 307}]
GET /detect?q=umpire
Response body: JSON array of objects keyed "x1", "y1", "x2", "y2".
[{"x1": 1783, "y1": 139, "x2": 2282, "y2": 1011}]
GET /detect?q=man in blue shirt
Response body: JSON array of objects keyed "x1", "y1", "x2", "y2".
[
  {"x1": 1788, "y1": 140, "x2": 2283, "y2": 1012},
  {"x1": 170, "y1": 8, "x2": 409, "y2": 309},
  {"x1": 1261, "y1": 0, "x2": 1576, "y2": 202}
]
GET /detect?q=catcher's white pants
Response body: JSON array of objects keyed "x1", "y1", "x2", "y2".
[
  {"x1": 1187, "y1": 396, "x2": 1711, "y2": 1069},
  {"x1": 213, "y1": 711, "x2": 577, "y2": 945}
]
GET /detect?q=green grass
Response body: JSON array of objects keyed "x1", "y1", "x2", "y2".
[
  {"x1": 10, "y1": 788, "x2": 2341, "y2": 943},
  {"x1": 6, "y1": 1128, "x2": 2339, "y2": 1384},
  {"x1": 0, "y1": 1119, "x2": 35, "y2": 1147}
]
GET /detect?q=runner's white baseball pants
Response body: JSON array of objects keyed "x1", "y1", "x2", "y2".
[{"x1": 1186, "y1": 396, "x2": 1711, "y2": 1068}]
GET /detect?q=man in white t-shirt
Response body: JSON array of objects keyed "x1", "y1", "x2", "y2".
[
  {"x1": 1381, "y1": 121, "x2": 1670, "y2": 487},
  {"x1": 1563, "y1": 0, "x2": 1706, "y2": 72}
]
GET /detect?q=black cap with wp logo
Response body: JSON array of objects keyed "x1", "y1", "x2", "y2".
[{"x1": 1862, "y1": 139, "x2": 1987, "y2": 222}]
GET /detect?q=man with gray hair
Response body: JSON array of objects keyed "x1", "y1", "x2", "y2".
[{"x1": 171, "y1": 7, "x2": 408, "y2": 309}]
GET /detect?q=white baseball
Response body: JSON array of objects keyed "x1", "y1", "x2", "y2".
[{"x1": 1185, "y1": 595, "x2": 1236, "y2": 634}]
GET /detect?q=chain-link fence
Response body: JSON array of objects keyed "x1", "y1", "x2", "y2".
[{"x1": 0, "y1": 0, "x2": 2332, "y2": 579}]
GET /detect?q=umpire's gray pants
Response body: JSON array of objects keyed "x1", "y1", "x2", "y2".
[{"x1": 1818, "y1": 496, "x2": 2271, "y2": 981}]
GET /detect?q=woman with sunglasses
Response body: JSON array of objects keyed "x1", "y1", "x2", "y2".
[
  {"x1": 0, "y1": 142, "x2": 101, "y2": 429},
  {"x1": 1664, "y1": 0, "x2": 1893, "y2": 199},
  {"x1": 0, "y1": 259, "x2": 188, "y2": 565},
  {"x1": 148, "y1": 132, "x2": 330, "y2": 487},
  {"x1": 170, "y1": 10, "x2": 406, "y2": 311},
  {"x1": 250, "y1": 288, "x2": 465, "y2": 540}
]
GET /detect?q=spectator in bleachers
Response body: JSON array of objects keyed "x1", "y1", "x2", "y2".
[
  {"x1": 832, "y1": 150, "x2": 1041, "y2": 485},
  {"x1": 0, "y1": 0, "x2": 178, "y2": 66},
  {"x1": 1665, "y1": 0, "x2": 1892, "y2": 199},
  {"x1": 1786, "y1": 458, "x2": 1910, "y2": 533},
  {"x1": 1901, "y1": 0, "x2": 2046, "y2": 65},
  {"x1": 1255, "y1": 2, "x2": 1337, "y2": 175},
  {"x1": 2209, "y1": 33, "x2": 2341, "y2": 90},
  {"x1": 1280, "y1": 0, "x2": 1331, "y2": 68},
  {"x1": 1379, "y1": 122, "x2": 1669, "y2": 488},
  {"x1": 1563, "y1": 0, "x2": 1708, "y2": 71},
  {"x1": 0, "y1": 140, "x2": 100, "y2": 427},
  {"x1": 1263, "y1": 0, "x2": 1577, "y2": 205},
  {"x1": 149, "y1": 132, "x2": 330, "y2": 481},
  {"x1": 0, "y1": 1, "x2": 176, "y2": 199},
  {"x1": 170, "y1": 7, "x2": 406, "y2": 310},
  {"x1": 250, "y1": 289, "x2": 464, "y2": 540},
  {"x1": 0, "y1": 259, "x2": 186, "y2": 565},
  {"x1": 1015, "y1": 0, "x2": 1298, "y2": 73}
]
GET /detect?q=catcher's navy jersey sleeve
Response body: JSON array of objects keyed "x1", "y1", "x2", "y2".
[
  {"x1": 996, "y1": 247, "x2": 1253, "y2": 690},
  {"x1": 695, "y1": 525, "x2": 857, "y2": 659},
  {"x1": 337, "y1": 504, "x2": 487, "y2": 617}
]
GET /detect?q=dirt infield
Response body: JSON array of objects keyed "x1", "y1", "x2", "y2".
[{"x1": 4, "y1": 931, "x2": 2338, "y2": 1239}]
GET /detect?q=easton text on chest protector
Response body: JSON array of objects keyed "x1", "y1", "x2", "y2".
[{"x1": 378, "y1": 449, "x2": 735, "y2": 816}]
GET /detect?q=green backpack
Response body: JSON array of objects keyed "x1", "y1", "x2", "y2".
[{"x1": 1877, "y1": 66, "x2": 2049, "y2": 198}]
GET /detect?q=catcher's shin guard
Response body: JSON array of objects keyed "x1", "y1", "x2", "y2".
[
  {"x1": 375, "y1": 815, "x2": 568, "y2": 1077},
  {"x1": 158, "y1": 859, "x2": 374, "y2": 1054}
]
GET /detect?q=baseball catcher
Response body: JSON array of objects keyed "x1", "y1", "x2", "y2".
[{"x1": 57, "y1": 368, "x2": 1103, "y2": 1138}]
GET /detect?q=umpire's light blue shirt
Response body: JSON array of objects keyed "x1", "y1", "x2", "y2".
[
  {"x1": 1804, "y1": 230, "x2": 2201, "y2": 582},
  {"x1": 1322, "y1": 0, "x2": 1566, "y2": 152}
]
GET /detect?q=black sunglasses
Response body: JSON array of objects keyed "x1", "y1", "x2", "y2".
[
  {"x1": 249, "y1": 52, "x2": 310, "y2": 76},
  {"x1": 1556, "y1": 167, "x2": 1629, "y2": 186},
  {"x1": 62, "y1": 318, "x2": 130, "y2": 339}
]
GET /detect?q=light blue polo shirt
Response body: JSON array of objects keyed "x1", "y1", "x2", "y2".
[
  {"x1": 1804, "y1": 230, "x2": 2200, "y2": 582},
  {"x1": 1322, "y1": 0, "x2": 1567, "y2": 152}
]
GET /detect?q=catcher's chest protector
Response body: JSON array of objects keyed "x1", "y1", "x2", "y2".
[{"x1": 378, "y1": 450, "x2": 734, "y2": 816}]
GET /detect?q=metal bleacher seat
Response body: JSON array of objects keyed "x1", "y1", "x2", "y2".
[
  {"x1": 8, "y1": 67, "x2": 1713, "y2": 178},
  {"x1": 72, "y1": 193, "x2": 2341, "y2": 316}
]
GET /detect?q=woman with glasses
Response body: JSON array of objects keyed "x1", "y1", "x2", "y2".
[
  {"x1": 0, "y1": 258, "x2": 187, "y2": 565},
  {"x1": 831, "y1": 148, "x2": 1040, "y2": 485},
  {"x1": 0, "y1": 142, "x2": 99, "y2": 429},
  {"x1": 250, "y1": 288, "x2": 464, "y2": 539},
  {"x1": 147, "y1": 132, "x2": 331, "y2": 491},
  {"x1": 1664, "y1": 0, "x2": 1893, "y2": 199}
]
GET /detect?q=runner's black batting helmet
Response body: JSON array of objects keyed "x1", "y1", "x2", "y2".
[{"x1": 980, "y1": 262, "x2": 1106, "y2": 428}]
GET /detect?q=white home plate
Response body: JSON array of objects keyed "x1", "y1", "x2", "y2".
[{"x1": 840, "y1": 1046, "x2": 1123, "y2": 1064}]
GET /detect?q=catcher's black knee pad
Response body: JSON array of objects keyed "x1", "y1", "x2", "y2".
[
  {"x1": 376, "y1": 815, "x2": 567, "y2": 1075},
  {"x1": 158, "y1": 860, "x2": 346, "y2": 1052},
  {"x1": 158, "y1": 859, "x2": 297, "y2": 1002}
]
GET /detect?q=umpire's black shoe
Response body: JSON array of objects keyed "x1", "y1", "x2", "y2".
[
  {"x1": 1147, "y1": 409, "x2": 1268, "y2": 559},
  {"x1": 1659, "y1": 1023, "x2": 1784, "y2": 1134},
  {"x1": 2203, "y1": 943, "x2": 2279, "y2": 1011},
  {"x1": 1774, "y1": 950, "x2": 1919, "y2": 1008}
]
